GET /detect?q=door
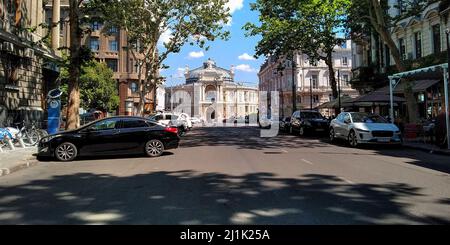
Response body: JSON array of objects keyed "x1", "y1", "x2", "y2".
[
  {"x1": 341, "y1": 113, "x2": 352, "y2": 137},
  {"x1": 119, "y1": 118, "x2": 153, "y2": 153},
  {"x1": 334, "y1": 113, "x2": 346, "y2": 138},
  {"x1": 79, "y1": 118, "x2": 122, "y2": 155}
]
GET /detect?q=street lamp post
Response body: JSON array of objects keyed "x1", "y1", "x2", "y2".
[
  {"x1": 291, "y1": 58, "x2": 297, "y2": 113},
  {"x1": 310, "y1": 76, "x2": 313, "y2": 110},
  {"x1": 337, "y1": 69, "x2": 341, "y2": 113},
  {"x1": 445, "y1": 28, "x2": 450, "y2": 149}
]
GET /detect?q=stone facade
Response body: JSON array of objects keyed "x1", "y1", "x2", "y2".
[
  {"x1": 166, "y1": 59, "x2": 259, "y2": 121},
  {"x1": 258, "y1": 40, "x2": 359, "y2": 117},
  {"x1": 1, "y1": 0, "x2": 60, "y2": 127}
]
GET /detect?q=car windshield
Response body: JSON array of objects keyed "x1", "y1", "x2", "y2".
[
  {"x1": 301, "y1": 112, "x2": 323, "y2": 119},
  {"x1": 351, "y1": 113, "x2": 387, "y2": 123}
]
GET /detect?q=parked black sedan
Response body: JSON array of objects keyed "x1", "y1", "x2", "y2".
[
  {"x1": 290, "y1": 110, "x2": 329, "y2": 136},
  {"x1": 38, "y1": 116, "x2": 180, "y2": 161}
]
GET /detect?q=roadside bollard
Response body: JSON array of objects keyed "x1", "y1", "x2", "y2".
[
  {"x1": 17, "y1": 135, "x2": 26, "y2": 148},
  {"x1": 5, "y1": 137, "x2": 15, "y2": 150}
]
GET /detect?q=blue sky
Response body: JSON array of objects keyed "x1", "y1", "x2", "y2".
[{"x1": 159, "y1": 0, "x2": 263, "y2": 87}]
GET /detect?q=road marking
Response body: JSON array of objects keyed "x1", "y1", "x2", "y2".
[
  {"x1": 338, "y1": 176, "x2": 355, "y2": 185},
  {"x1": 301, "y1": 159, "x2": 314, "y2": 165},
  {"x1": 281, "y1": 149, "x2": 288, "y2": 153}
]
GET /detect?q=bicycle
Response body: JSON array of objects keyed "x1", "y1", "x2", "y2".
[{"x1": 0, "y1": 120, "x2": 47, "y2": 148}]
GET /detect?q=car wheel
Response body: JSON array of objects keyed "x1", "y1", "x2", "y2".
[
  {"x1": 145, "y1": 139, "x2": 165, "y2": 157},
  {"x1": 348, "y1": 130, "x2": 358, "y2": 147},
  {"x1": 55, "y1": 142, "x2": 78, "y2": 162},
  {"x1": 329, "y1": 128, "x2": 336, "y2": 143},
  {"x1": 299, "y1": 127, "x2": 305, "y2": 136}
]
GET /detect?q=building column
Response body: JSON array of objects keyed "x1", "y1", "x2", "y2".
[{"x1": 51, "y1": 0, "x2": 60, "y2": 50}]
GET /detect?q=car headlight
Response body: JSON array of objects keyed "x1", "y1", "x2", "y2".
[{"x1": 355, "y1": 128, "x2": 370, "y2": 133}]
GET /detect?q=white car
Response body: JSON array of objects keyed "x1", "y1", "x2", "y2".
[
  {"x1": 329, "y1": 112, "x2": 402, "y2": 147},
  {"x1": 190, "y1": 117, "x2": 203, "y2": 125}
]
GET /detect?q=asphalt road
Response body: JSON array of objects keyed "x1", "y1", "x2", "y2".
[{"x1": 0, "y1": 126, "x2": 449, "y2": 224}]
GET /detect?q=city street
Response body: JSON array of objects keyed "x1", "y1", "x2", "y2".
[{"x1": 0, "y1": 126, "x2": 449, "y2": 224}]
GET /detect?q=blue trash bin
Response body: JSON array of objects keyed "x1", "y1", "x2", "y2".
[{"x1": 47, "y1": 88, "x2": 63, "y2": 135}]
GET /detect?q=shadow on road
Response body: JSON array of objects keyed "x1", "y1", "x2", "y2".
[
  {"x1": 0, "y1": 170, "x2": 448, "y2": 224},
  {"x1": 181, "y1": 126, "x2": 330, "y2": 150}
]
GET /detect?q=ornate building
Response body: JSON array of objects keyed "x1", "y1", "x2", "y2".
[
  {"x1": 258, "y1": 40, "x2": 359, "y2": 117},
  {"x1": 165, "y1": 59, "x2": 259, "y2": 121}
]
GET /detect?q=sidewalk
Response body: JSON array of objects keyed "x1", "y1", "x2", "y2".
[
  {"x1": 403, "y1": 141, "x2": 450, "y2": 156},
  {"x1": 0, "y1": 147, "x2": 38, "y2": 177}
]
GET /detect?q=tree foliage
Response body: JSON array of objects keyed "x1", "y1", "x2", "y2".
[
  {"x1": 88, "y1": 0, "x2": 231, "y2": 115},
  {"x1": 60, "y1": 60, "x2": 119, "y2": 113},
  {"x1": 347, "y1": 0, "x2": 439, "y2": 122},
  {"x1": 245, "y1": 0, "x2": 351, "y2": 103}
]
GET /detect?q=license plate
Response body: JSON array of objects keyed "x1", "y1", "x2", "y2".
[
  {"x1": 378, "y1": 138, "x2": 390, "y2": 142},
  {"x1": 316, "y1": 129, "x2": 325, "y2": 132}
]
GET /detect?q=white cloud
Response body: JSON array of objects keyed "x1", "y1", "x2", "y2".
[
  {"x1": 224, "y1": 0, "x2": 244, "y2": 26},
  {"x1": 235, "y1": 64, "x2": 257, "y2": 73},
  {"x1": 226, "y1": 0, "x2": 244, "y2": 14},
  {"x1": 188, "y1": 51, "x2": 205, "y2": 59},
  {"x1": 158, "y1": 29, "x2": 173, "y2": 47},
  {"x1": 238, "y1": 53, "x2": 256, "y2": 61}
]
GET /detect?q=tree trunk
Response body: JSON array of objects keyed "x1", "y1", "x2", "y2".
[
  {"x1": 137, "y1": 61, "x2": 145, "y2": 116},
  {"x1": 325, "y1": 54, "x2": 338, "y2": 114},
  {"x1": 66, "y1": 0, "x2": 81, "y2": 130},
  {"x1": 378, "y1": 28, "x2": 420, "y2": 123}
]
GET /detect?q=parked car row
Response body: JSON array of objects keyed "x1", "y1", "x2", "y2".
[{"x1": 267, "y1": 110, "x2": 403, "y2": 148}]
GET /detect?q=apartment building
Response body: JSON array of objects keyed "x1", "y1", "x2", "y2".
[
  {"x1": 45, "y1": 1, "x2": 155, "y2": 116},
  {"x1": 258, "y1": 40, "x2": 359, "y2": 117},
  {"x1": 351, "y1": 0, "x2": 450, "y2": 118}
]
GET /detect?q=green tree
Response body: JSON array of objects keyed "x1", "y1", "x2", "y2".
[
  {"x1": 89, "y1": 0, "x2": 231, "y2": 116},
  {"x1": 348, "y1": 0, "x2": 440, "y2": 122},
  {"x1": 60, "y1": 61, "x2": 119, "y2": 113},
  {"x1": 245, "y1": 0, "x2": 351, "y2": 113}
]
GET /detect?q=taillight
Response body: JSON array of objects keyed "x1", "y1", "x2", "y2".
[{"x1": 165, "y1": 127, "x2": 178, "y2": 134}]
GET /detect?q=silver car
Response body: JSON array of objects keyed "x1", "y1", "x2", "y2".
[{"x1": 329, "y1": 112, "x2": 402, "y2": 147}]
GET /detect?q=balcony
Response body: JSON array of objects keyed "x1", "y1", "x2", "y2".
[{"x1": 350, "y1": 66, "x2": 388, "y2": 93}]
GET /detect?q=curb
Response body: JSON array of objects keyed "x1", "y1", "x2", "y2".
[
  {"x1": 403, "y1": 144, "x2": 450, "y2": 156},
  {"x1": 0, "y1": 158, "x2": 39, "y2": 177}
]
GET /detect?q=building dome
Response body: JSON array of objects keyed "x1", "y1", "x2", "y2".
[{"x1": 185, "y1": 58, "x2": 234, "y2": 84}]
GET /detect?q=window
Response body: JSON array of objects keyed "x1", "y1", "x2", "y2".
[
  {"x1": 92, "y1": 21, "x2": 101, "y2": 31},
  {"x1": 130, "y1": 82, "x2": 138, "y2": 93},
  {"x1": 109, "y1": 40, "x2": 118, "y2": 52},
  {"x1": 297, "y1": 95, "x2": 302, "y2": 103},
  {"x1": 90, "y1": 38, "x2": 99, "y2": 51},
  {"x1": 109, "y1": 26, "x2": 118, "y2": 34},
  {"x1": 342, "y1": 57, "x2": 348, "y2": 66},
  {"x1": 432, "y1": 24, "x2": 441, "y2": 54},
  {"x1": 311, "y1": 75, "x2": 318, "y2": 89},
  {"x1": 399, "y1": 38, "x2": 406, "y2": 60},
  {"x1": 121, "y1": 119, "x2": 149, "y2": 128},
  {"x1": 341, "y1": 42, "x2": 347, "y2": 49},
  {"x1": 385, "y1": 45, "x2": 391, "y2": 67},
  {"x1": 89, "y1": 119, "x2": 119, "y2": 131},
  {"x1": 106, "y1": 59, "x2": 118, "y2": 72},
  {"x1": 343, "y1": 74, "x2": 349, "y2": 86},
  {"x1": 414, "y1": 32, "x2": 422, "y2": 58},
  {"x1": 313, "y1": 95, "x2": 319, "y2": 103}
]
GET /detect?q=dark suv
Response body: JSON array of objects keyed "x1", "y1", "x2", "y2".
[{"x1": 290, "y1": 110, "x2": 329, "y2": 136}]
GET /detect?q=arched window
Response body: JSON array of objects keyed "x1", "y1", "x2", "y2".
[{"x1": 205, "y1": 85, "x2": 216, "y2": 102}]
